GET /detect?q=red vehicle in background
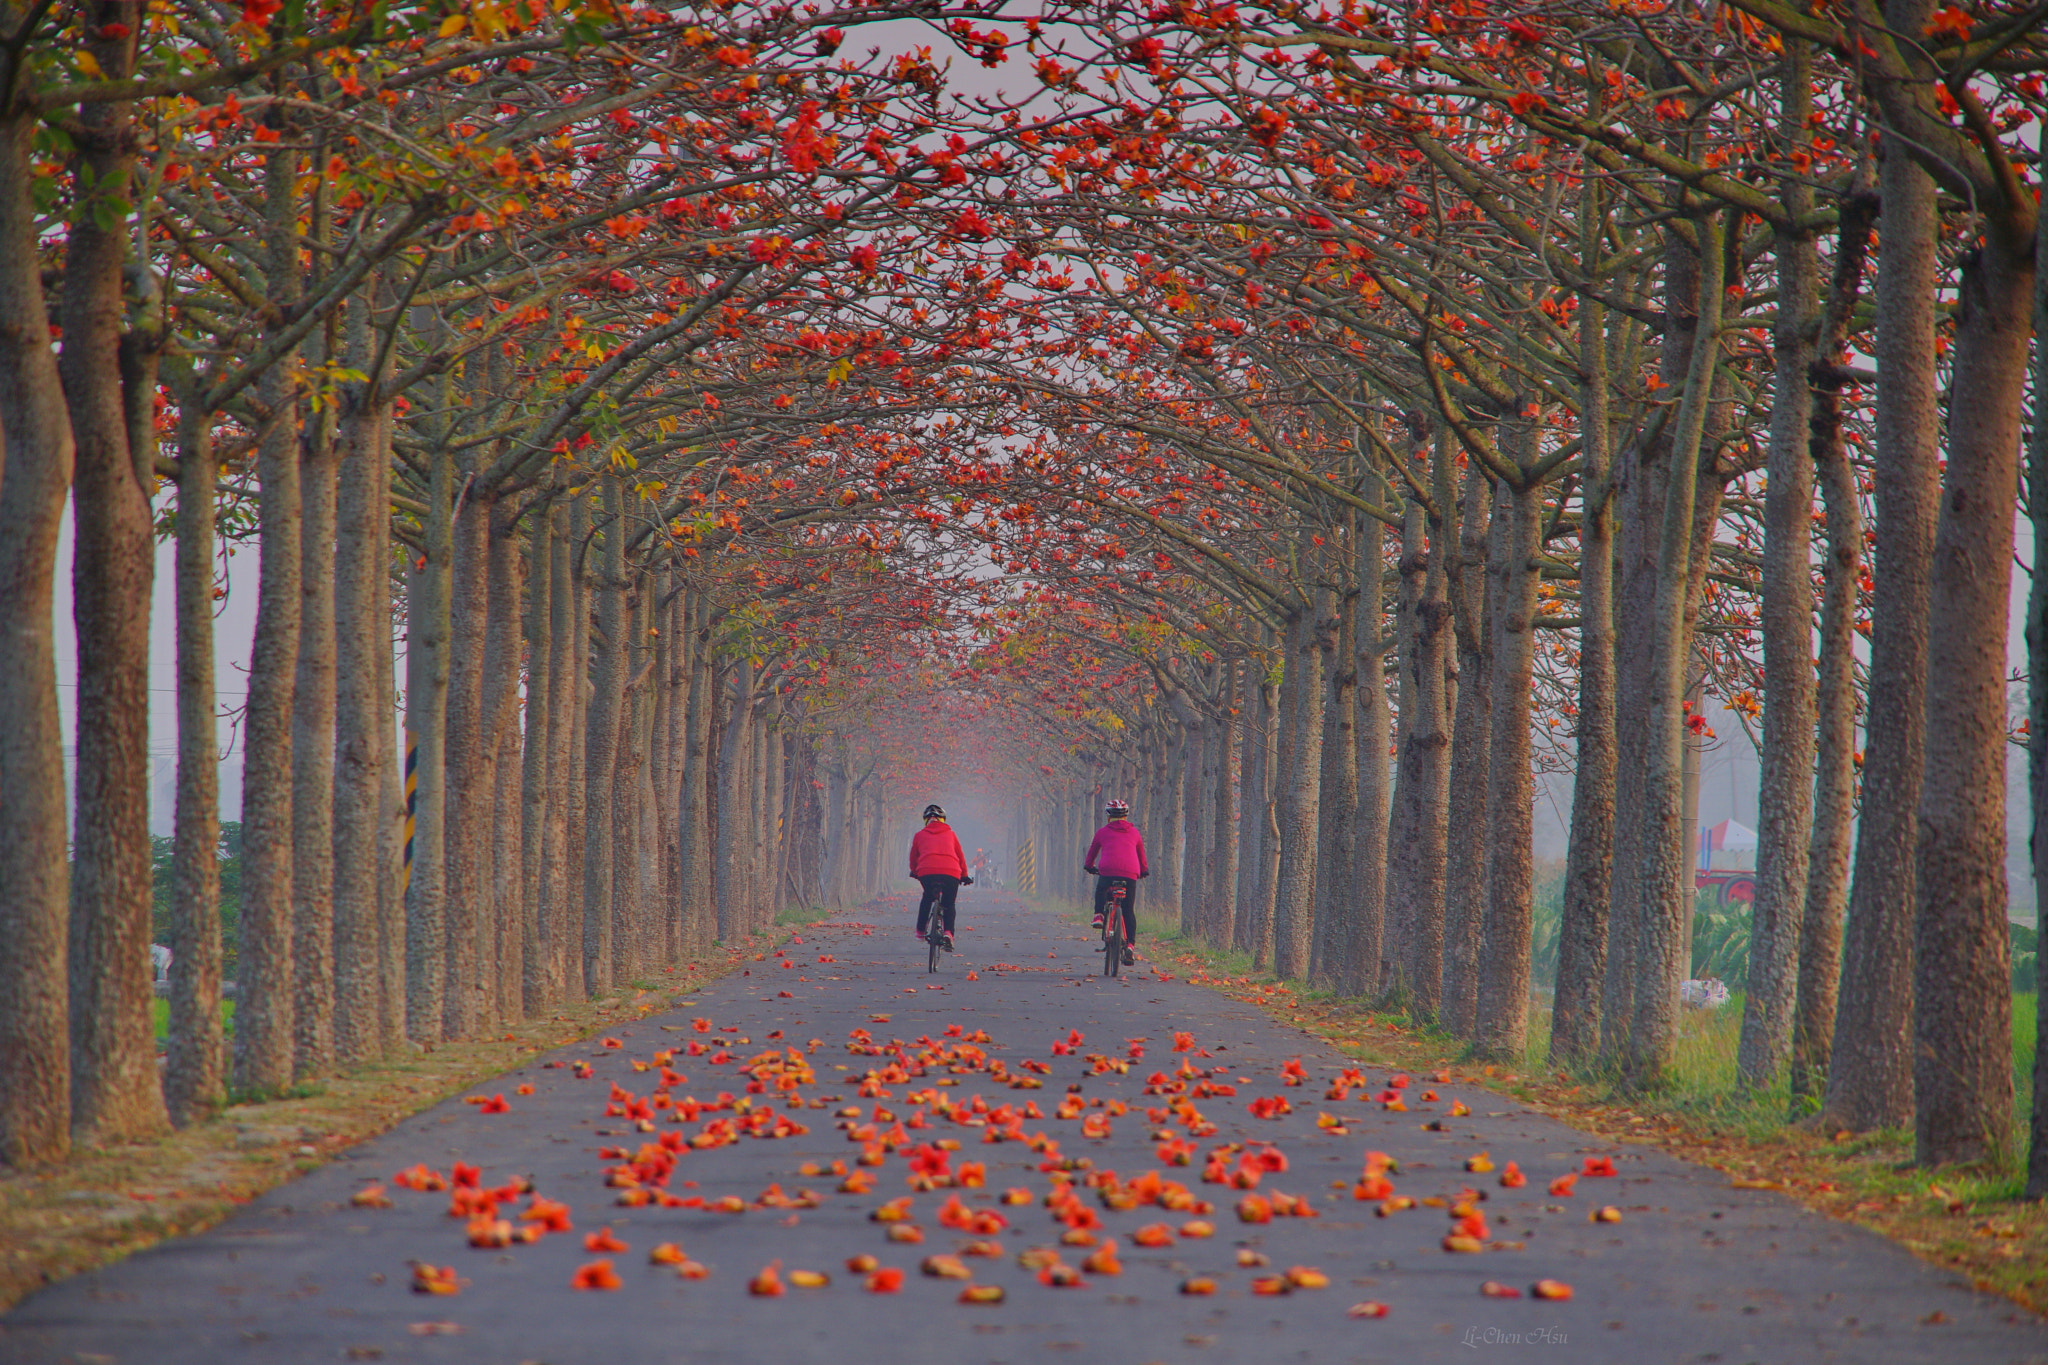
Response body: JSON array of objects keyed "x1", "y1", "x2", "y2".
[{"x1": 1696, "y1": 818, "x2": 1757, "y2": 910}]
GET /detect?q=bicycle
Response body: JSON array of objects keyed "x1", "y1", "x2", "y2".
[
  {"x1": 1102, "y1": 883, "x2": 1127, "y2": 978},
  {"x1": 924, "y1": 875, "x2": 971, "y2": 974}
]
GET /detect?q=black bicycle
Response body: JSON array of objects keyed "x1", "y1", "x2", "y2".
[
  {"x1": 924, "y1": 875, "x2": 971, "y2": 973},
  {"x1": 1102, "y1": 883, "x2": 1127, "y2": 978}
]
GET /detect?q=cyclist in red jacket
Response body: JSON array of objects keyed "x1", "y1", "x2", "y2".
[
  {"x1": 1084, "y1": 798, "x2": 1146, "y2": 965},
  {"x1": 909, "y1": 804, "x2": 971, "y2": 951}
]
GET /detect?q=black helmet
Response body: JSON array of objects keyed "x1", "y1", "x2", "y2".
[
  {"x1": 1104, "y1": 798, "x2": 1130, "y2": 818},
  {"x1": 922, "y1": 804, "x2": 946, "y2": 820}
]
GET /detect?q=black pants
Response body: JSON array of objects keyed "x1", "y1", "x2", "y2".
[
  {"x1": 1093, "y1": 875, "x2": 1138, "y2": 944},
  {"x1": 916, "y1": 875, "x2": 960, "y2": 936}
]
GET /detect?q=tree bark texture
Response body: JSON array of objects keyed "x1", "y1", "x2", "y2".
[
  {"x1": 1910, "y1": 223, "x2": 2031, "y2": 1168},
  {"x1": 234, "y1": 142, "x2": 304, "y2": 1095},
  {"x1": 1441, "y1": 468, "x2": 1492, "y2": 1038},
  {"x1": 1736, "y1": 45, "x2": 1820, "y2": 1092},
  {"x1": 61, "y1": 8, "x2": 168, "y2": 1141},
  {"x1": 1826, "y1": 83, "x2": 1938, "y2": 1133}
]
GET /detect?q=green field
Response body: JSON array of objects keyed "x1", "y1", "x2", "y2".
[{"x1": 151, "y1": 997, "x2": 234, "y2": 1043}]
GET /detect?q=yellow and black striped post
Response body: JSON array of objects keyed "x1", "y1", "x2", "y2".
[
  {"x1": 401, "y1": 729, "x2": 418, "y2": 893},
  {"x1": 1016, "y1": 837, "x2": 1036, "y2": 896}
]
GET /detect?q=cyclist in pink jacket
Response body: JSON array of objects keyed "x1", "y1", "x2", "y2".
[{"x1": 1084, "y1": 798, "x2": 1147, "y2": 964}]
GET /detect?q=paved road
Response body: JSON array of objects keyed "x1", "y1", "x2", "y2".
[{"x1": 5, "y1": 893, "x2": 2044, "y2": 1364}]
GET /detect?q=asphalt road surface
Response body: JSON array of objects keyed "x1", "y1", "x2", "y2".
[{"x1": 5, "y1": 892, "x2": 2044, "y2": 1364}]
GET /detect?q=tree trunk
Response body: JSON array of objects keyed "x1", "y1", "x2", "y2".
[
  {"x1": 1911, "y1": 224, "x2": 2031, "y2": 1167},
  {"x1": 1475, "y1": 471, "x2": 1542, "y2": 1060},
  {"x1": 404, "y1": 440, "x2": 452, "y2": 1044},
  {"x1": 1790, "y1": 189, "x2": 1875, "y2": 1103},
  {"x1": 1825, "y1": 81, "x2": 1938, "y2": 1133},
  {"x1": 332, "y1": 299, "x2": 390, "y2": 1066},
  {"x1": 1350, "y1": 523, "x2": 1392, "y2": 998},
  {"x1": 547, "y1": 500, "x2": 579, "y2": 999},
  {"x1": 166, "y1": 408, "x2": 224, "y2": 1125},
  {"x1": 485, "y1": 498, "x2": 524, "y2": 1022},
  {"x1": 1274, "y1": 590, "x2": 1327, "y2": 980},
  {"x1": 1210, "y1": 664, "x2": 1240, "y2": 949},
  {"x1": 1311, "y1": 586, "x2": 1357, "y2": 988},
  {"x1": 583, "y1": 482, "x2": 625, "y2": 994},
  {"x1": 375, "y1": 515, "x2": 405, "y2": 1052},
  {"x1": 522, "y1": 501, "x2": 554, "y2": 1011},
  {"x1": 611, "y1": 577, "x2": 646, "y2": 981},
  {"x1": 2026, "y1": 191, "x2": 2048, "y2": 1198},
  {"x1": 1626, "y1": 211, "x2": 1725, "y2": 1091},
  {"x1": 234, "y1": 141, "x2": 304, "y2": 1095},
  {"x1": 1235, "y1": 666, "x2": 1274, "y2": 955},
  {"x1": 62, "y1": 7, "x2": 167, "y2": 1141},
  {"x1": 1391, "y1": 498, "x2": 1451, "y2": 1015},
  {"x1": 443, "y1": 471, "x2": 490, "y2": 1038},
  {"x1": 1155, "y1": 725, "x2": 1185, "y2": 929},
  {"x1": 1442, "y1": 468, "x2": 1492, "y2": 1038},
  {"x1": 520, "y1": 501, "x2": 552, "y2": 1013},
  {"x1": 716, "y1": 660, "x2": 756, "y2": 942},
  {"x1": 290, "y1": 360, "x2": 338, "y2": 1078},
  {"x1": 1551, "y1": 292, "x2": 1618, "y2": 1068},
  {"x1": 1736, "y1": 47, "x2": 1820, "y2": 1092}
]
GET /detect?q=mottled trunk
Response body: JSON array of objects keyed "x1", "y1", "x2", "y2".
[
  {"x1": 290, "y1": 367, "x2": 338, "y2": 1077},
  {"x1": 404, "y1": 440, "x2": 452, "y2": 1044},
  {"x1": 332, "y1": 310, "x2": 391, "y2": 1065},
  {"x1": 1274, "y1": 593, "x2": 1327, "y2": 980},
  {"x1": 546, "y1": 501, "x2": 579, "y2": 1000},
  {"x1": 1234, "y1": 668, "x2": 1274, "y2": 955},
  {"x1": 1442, "y1": 469, "x2": 1493, "y2": 1038},
  {"x1": 520, "y1": 502, "x2": 552, "y2": 1013},
  {"x1": 680, "y1": 592, "x2": 715, "y2": 948},
  {"x1": 1476, "y1": 470, "x2": 1543, "y2": 1061},
  {"x1": 582, "y1": 484, "x2": 625, "y2": 993},
  {"x1": 1154, "y1": 728, "x2": 1185, "y2": 929},
  {"x1": 234, "y1": 142, "x2": 304, "y2": 1093},
  {"x1": 2027, "y1": 192, "x2": 2048, "y2": 1198},
  {"x1": 1209, "y1": 664, "x2": 1240, "y2": 948},
  {"x1": 1350, "y1": 526, "x2": 1392, "y2": 998},
  {"x1": 166, "y1": 410, "x2": 224, "y2": 1124},
  {"x1": 1738, "y1": 55, "x2": 1821, "y2": 1091},
  {"x1": 1911, "y1": 222, "x2": 2030, "y2": 1167},
  {"x1": 1627, "y1": 212, "x2": 1725, "y2": 1091},
  {"x1": 61, "y1": 9, "x2": 167, "y2": 1140},
  {"x1": 657, "y1": 576, "x2": 683, "y2": 959},
  {"x1": 761, "y1": 698, "x2": 786, "y2": 925},
  {"x1": 1311, "y1": 589, "x2": 1357, "y2": 988},
  {"x1": 0, "y1": 110, "x2": 75, "y2": 1164},
  {"x1": 1604, "y1": 227, "x2": 1699, "y2": 1067},
  {"x1": 484, "y1": 498, "x2": 524, "y2": 1021},
  {"x1": 1826, "y1": 74, "x2": 1937, "y2": 1132},
  {"x1": 611, "y1": 578, "x2": 644, "y2": 983},
  {"x1": 1182, "y1": 707, "x2": 1212, "y2": 939},
  {"x1": 1791, "y1": 191, "x2": 1875, "y2": 1102},
  {"x1": 443, "y1": 474, "x2": 490, "y2": 1038},
  {"x1": 1551, "y1": 292, "x2": 1618, "y2": 1068},
  {"x1": 565, "y1": 496, "x2": 589, "y2": 994},
  {"x1": 1392, "y1": 499, "x2": 1452, "y2": 1015},
  {"x1": 716, "y1": 661, "x2": 756, "y2": 942},
  {"x1": 374, "y1": 556, "x2": 404, "y2": 1051}
]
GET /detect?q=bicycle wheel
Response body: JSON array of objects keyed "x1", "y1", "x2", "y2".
[
  {"x1": 928, "y1": 929, "x2": 943, "y2": 974},
  {"x1": 1104, "y1": 921, "x2": 1121, "y2": 978}
]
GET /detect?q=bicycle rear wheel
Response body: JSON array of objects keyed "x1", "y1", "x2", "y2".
[
  {"x1": 1103, "y1": 922, "x2": 1122, "y2": 978},
  {"x1": 928, "y1": 930, "x2": 943, "y2": 974}
]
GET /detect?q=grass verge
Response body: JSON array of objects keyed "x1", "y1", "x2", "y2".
[
  {"x1": 0, "y1": 933, "x2": 788, "y2": 1312},
  {"x1": 1041, "y1": 898, "x2": 2048, "y2": 1318}
]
